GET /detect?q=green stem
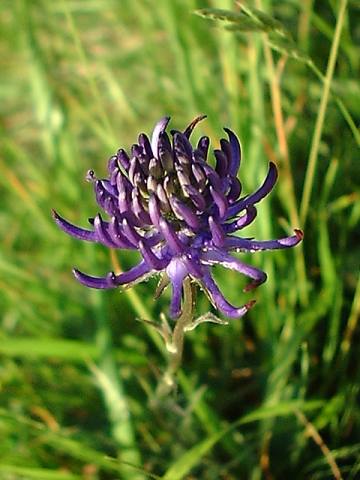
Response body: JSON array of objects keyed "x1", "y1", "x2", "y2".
[
  {"x1": 156, "y1": 278, "x2": 194, "y2": 397},
  {"x1": 307, "y1": 61, "x2": 360, "y2": 147},
  {"x1": 300, "y1": 0, "x2": 348, "y2": 227}
]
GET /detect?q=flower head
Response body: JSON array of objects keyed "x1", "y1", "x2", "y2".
[{"x1": 53, "y1": 116, "x2": 303, "y2": 318}]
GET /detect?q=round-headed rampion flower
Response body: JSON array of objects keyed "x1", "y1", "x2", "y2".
[{"x1": 53, "y1": 116, "x2": 303, "y2": 319}]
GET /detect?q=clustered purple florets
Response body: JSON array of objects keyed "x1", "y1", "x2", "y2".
[{"x1": 53, "y1": 116, "x2": 303, "y2": 319}]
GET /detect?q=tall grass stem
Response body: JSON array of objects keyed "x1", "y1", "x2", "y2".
[{"x1": 300, "y1": 0, "x2": 349, "y2": 226}]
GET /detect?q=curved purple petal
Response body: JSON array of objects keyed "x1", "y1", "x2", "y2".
[
  {"x1": 173, "y1": 132, "x2": 193, "y2": 160},
  {"x1": 110, "y1": 168, "x2": 120, "y2": 187},
  {"x1": 128, "y1": 158, "x2": 140, "y2": 186},
  {"x1": 220, "y1": 139, "x2": 231, "y2": 167},
  {"x1": 159, "y1": 218, "x2": 185, "y2": 255},
  {"x1": 197, "y1": 136, "x2": 210, "y2": 160},
  {"x1": 214, "y1": 149, "x2": 228, "y2": 177},
  {"x1": 73, "y1": 269, "x2": 115, "y2": 289},
  {"x1": 93, "y1": 214, "x2": 118, "y2": 248},
  {"x1": 224, "y1": 206, "x2": 257, "y2": 233},
  {"x1": 121, "y1": 218, "x2": 142, "y2": 246},
  {"x1": 227, "y1": 162, "x2": 278, "y2": 218},
  {"x1": 158, "y1": 132, "x2": 174, "y2": 172},
  {"x1": 138, "y1": 133, "x2": 153, "y2": 158},
  {"x1": 148, "y1": 194, "x2": 162, "y2": 228},
  {"x1": 208, "y1": 216, "x2": 225, "y2": 247},
  {"x1": 191, "y1": 163, "x2": 206, "y2": 189},
  {"x1": 225, "y1": 229, "x2": 304, "y2": 251},
  {"x1": 96, "y1": 179, "x2": 117, "y2": 197},
  {"x1": 149, "y1": 157, "x2": 163, "y2": 178},
  {"x1": 156, "y1": 183, "x2": 171, "y2": 212},
  {"x1": 224, "y1": 128, "x2": 241, "y2": 176},
  {"x1": 131, "y1": 143, "x2": 144, "y2": 159},
  {"x1": 108, "y1": 217, "x2": 136, "y2": 249},
  {"x1": 151, "y1": 116, "x2": 170, "y2": 159},
  {"x1": 139, "y1": 241, "x2": 168, "y2": 270},
  {"x1": 199, "y1": 269, "x2": 256, "y2": 318},
  {"x1": 227, "y1": 177, "x2": 242, "y2": 203},
  {"x1": 146, "y1": 175, "x2": 158, "y2": 194},
  {"x1": 145, "y1": 231, "x2": 163, "y2": 247},
  {"x1": 201, "y1": 249, "x2": 267, "y2": 291},
  {"x1": 94, "y1": 183, "x2": 111, "y2": 211},
  {"x1": 203, "y1": 164, "x2": 222, "y2": 191},
  {"x1": 183, "y1": 114, "x2": 207, "y2": 138},
  {"x1": 117, "y1": 149, "x2": 130, "y2": 170},
  {"x1": 210, "y1": 186, "x2": 228, "y2": 219},
  {"x1": 73, "y1": 261, "x2": 152, "y2": 289},
  {"x1": 176, "y1": 167, "x2": 191, "y2": 189},
  {"x1": 169, "y1": 196, "x2": 200, "y2": 230},
  {"x1": 52, "y1": 210, "x2": 97, "y2": 242},
  {"x1": 116, "y1": 173, "x2": 131, "y2": 214},
  {"x1": 166, "y1": 257, "x2": 189, "y2": 318},
  {"x1": 131, "y1": 189, "x2": 151, "y2": 225},
  {"x1": 183, "y1": 185, "x2": 206, "y2": 211},
  {"x1": 107, "y1": 156, "x2": 118, "y2": 174},
  {"x1": 183, "y1": 255, "x2": 203, "y2": 278}
]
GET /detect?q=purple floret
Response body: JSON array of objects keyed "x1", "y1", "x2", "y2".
[{"x1": 53, "y1": 116, "x2": 303, "y2": 319}]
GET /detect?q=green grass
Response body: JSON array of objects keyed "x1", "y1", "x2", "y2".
[{"x1": 0, "y1": 0, "x2": 359, "y2": 478}]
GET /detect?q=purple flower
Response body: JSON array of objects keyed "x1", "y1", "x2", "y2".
[{"x1": 53, "y1": 116, "x2": 303, "y2": 319}]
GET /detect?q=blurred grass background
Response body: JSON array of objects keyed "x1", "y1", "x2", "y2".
[{"x1": 0, "y1": 0, "x2": 359, "y2": 479}]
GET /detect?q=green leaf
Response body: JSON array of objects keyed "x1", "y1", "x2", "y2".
[
  {"x1": 162, "y1": 401, "x2": 323, "y2": 480},
  {"x1": 0, "y1": 408, "x2": 160, "y2": 480},
  {"x1": 0, "y1": 337, "x2": 146, "y2": 365},
  {"x1": 0, "y1": 465, "x2": 80, "y2": 480}
]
